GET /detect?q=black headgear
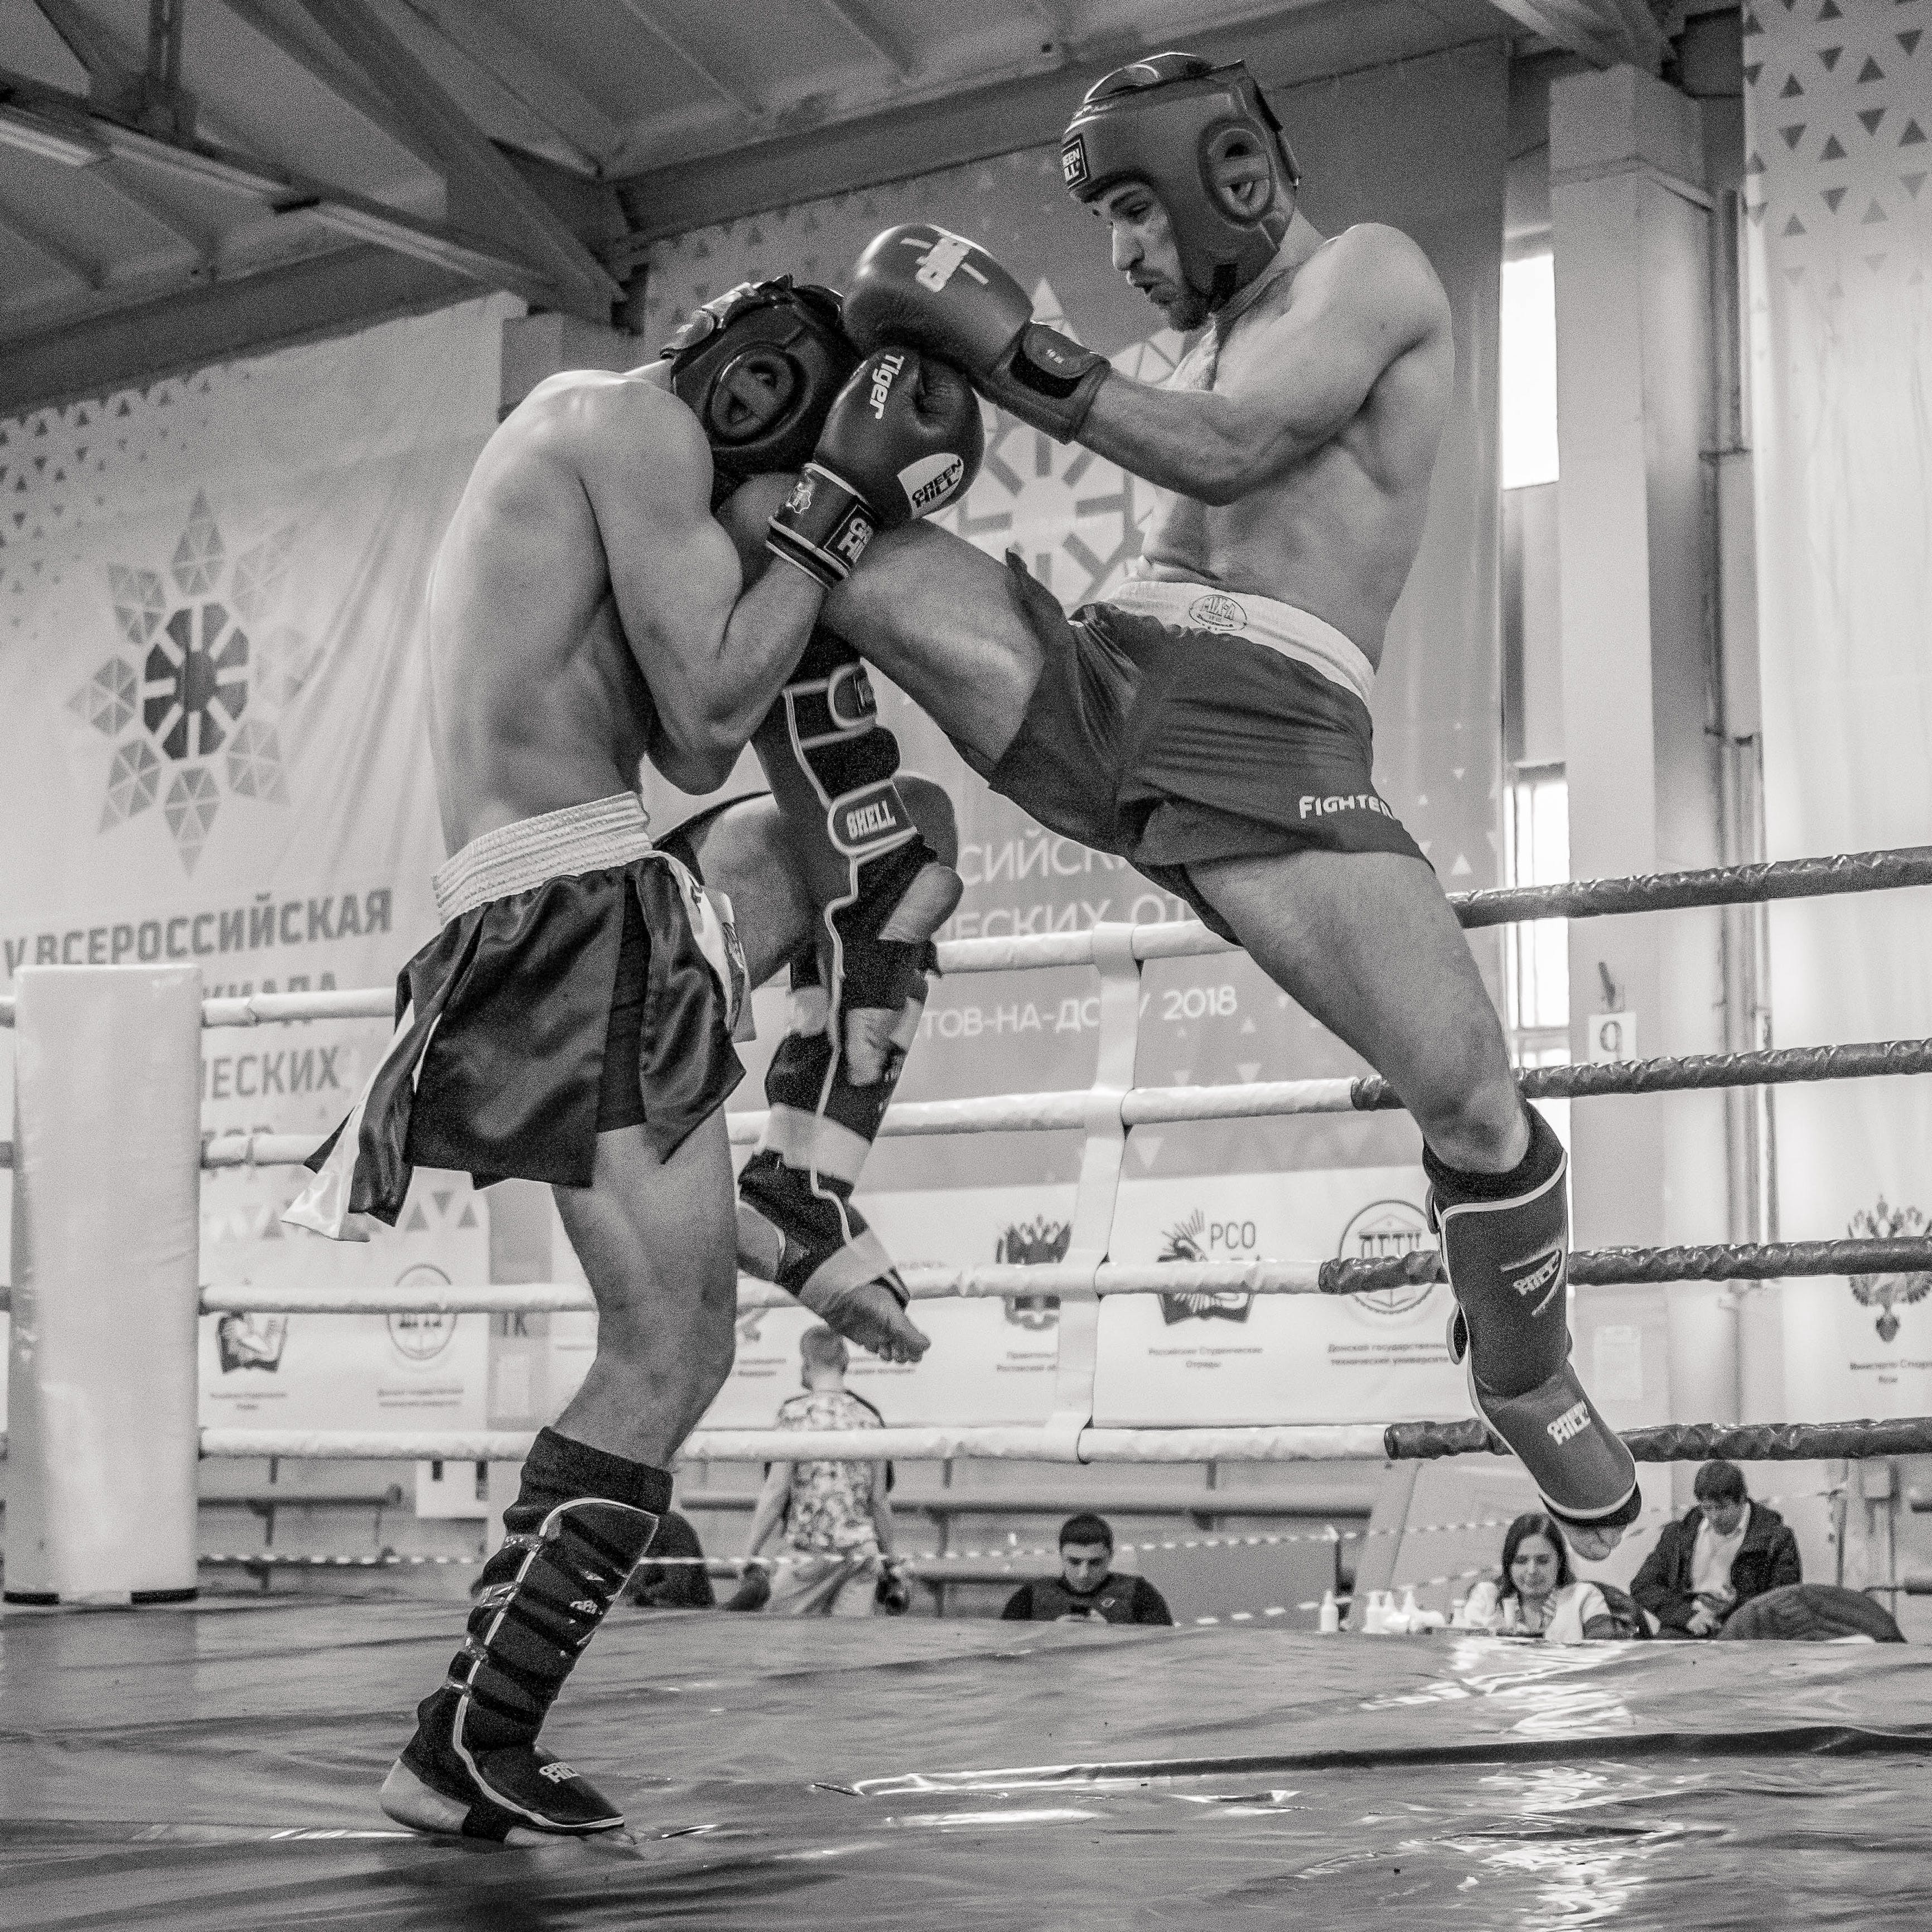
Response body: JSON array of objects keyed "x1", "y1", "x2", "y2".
[
  {"x1": 664, "y1": 278, "x2": 859, "y2": 509},
  {"x1": 1061, "y1": 53, "x2": 1300, "y2": 312}
]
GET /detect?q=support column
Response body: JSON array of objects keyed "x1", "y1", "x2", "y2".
[
  {"x1": 6, "y1": 967, "x2": 203, "y2": 1603},
  {"x1": 1551, "y1": 65, "x2": 1732, "y2": 1438}
]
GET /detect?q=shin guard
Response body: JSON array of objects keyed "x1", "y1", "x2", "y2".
[
  {"x1": 737, "y1": 951, "x2": 928, "y2": 1319},
  {"x1": 1427, "y1": 1108, "x2": 1640, "y2": 1535},
  {"x1": 754, "y1": 626, "x2": 949, "y2": 1025},
  {"x1": 743, "y1": 626, "x2": 951, "y2": 1325},
  {"x1": 380, "y1": 1428, "x2": 666, "y2": 1839}
]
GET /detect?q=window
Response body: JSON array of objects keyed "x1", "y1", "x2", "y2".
[
  {"x1": 1504, "y1": 764, "x2": 1569, "y2": 1065},
  {"x1": 1500, "y1": 252, "x2": 1559, "y2": 491}
]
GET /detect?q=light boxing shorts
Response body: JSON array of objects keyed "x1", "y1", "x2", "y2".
[
  {"x1": 964, "y1": 562, "x2": 1426, "y2": 938},
  {"x1": 287, "y1": 793, "x2": 746, "y2": 1237}
]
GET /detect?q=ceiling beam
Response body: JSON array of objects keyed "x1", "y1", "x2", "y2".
[
  {"x1": 0, "y1": 66, "x2": 569, "y2": 306},
  {"x1": 0, "y1": 194, "x2": 100, "y2": 288},
  {"x1": 810, "y1": 0, "x2": 919, "y2": 82},
  {"x1": 0, "y1": 240, "x2": 471, "y2": 420},
  {"x1": 393, "y1": 0, "x2": 621, "y2": 171},
  {"x1": 610, "y1": 0, "x2": 767, "y2": 123},
  {"x1": 213, "y1": 0, "x2": 455, "y2": 179},
  {"x1": 614, "y1": 3, "x2": 1498, "y2": 243},
  {"x1": 31, "y1": 0, "x2": 142, "y2": 93},
  {"x1": 1482, "y1": 0, "x2": 1630, "y2": 69},
  {"x1": 288, "y1": 0, "x2": 620, "y2": 316},
  {"x1": 91, "y1": 166, "x2": 215, "y2": 261}
]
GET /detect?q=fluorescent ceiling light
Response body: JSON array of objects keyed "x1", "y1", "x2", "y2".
[{"x1": 0, "y1": 103, "x2": 108, "y2": 167}]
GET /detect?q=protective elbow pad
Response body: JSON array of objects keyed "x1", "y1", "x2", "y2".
[{"x1": 1430, "y1": 1108, "x2": 1640, "y2": 1533}]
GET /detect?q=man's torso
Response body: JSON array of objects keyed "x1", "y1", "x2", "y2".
[
  {"x1": 779, "y1": 1389, "x2": 882, "y2": 1552},
  {"x1": 427, "y1": 369, "x2": 709, "y2": 856},
  {"x1": 1134, "y1": 232, "x2": 1453, "y2": 666}
]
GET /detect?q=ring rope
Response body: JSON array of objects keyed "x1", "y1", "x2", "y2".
[{"x1": 2, "y1": 844, "x2": 1927, "y2": 1032}]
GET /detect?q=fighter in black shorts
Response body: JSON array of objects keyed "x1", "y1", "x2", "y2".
[
  {"x1": 806, "y1": 52, "x2": 1642, "y2": 1557},
  {"x1": 288, "y1": 285, "x2": 983, "y2": 1837}
]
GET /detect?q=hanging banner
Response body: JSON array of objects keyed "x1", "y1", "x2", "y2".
[
  {"x1": 1743, "y1": 0, "x2": 1932, "y2": 1409},
  {"x1": 199, "y1": 1176, "x2": 490, "y2": 1434}
]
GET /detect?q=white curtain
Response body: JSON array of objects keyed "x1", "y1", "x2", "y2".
[{"x1": 1745, "y1": 4, "x2": 1932, "y2": 1414}]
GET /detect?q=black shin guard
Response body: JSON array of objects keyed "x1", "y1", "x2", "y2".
[
  {"x1": 742, "y1": 627, "x2": 948, "y2": 1324},
  {"x1": 1427, "y1": 1108, "x2": 1640, "y2": 1534},
  {"x1": 737, "y1": 950, "x2": 927, "y2": 1313},
  {"x1": 381, "y1": 1429, "x2": 668, "y2": 1839}
]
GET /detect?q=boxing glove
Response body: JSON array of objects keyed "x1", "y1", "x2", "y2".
[
  {"x1": 844, "y1": 224, "x2": 1112, "y2": 443},
  {"x1": 767, "y1": 346, "x2": 985, "y2": 588}
]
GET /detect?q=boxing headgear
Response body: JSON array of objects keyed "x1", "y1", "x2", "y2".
[
  {"x1": 1060, "y1": 53, "x2": 1300, "y2": 312},
  {"x1": 664, "y1": 278, "x2": 860, "y2": 508}
]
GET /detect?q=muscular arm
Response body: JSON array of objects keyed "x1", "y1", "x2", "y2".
[
  {"x1": 574, "y1": 379, "x2": 828, "y2": 792},
  {"x1": 1077, "y1": 226, "x2": 1450, "y2": 505}
]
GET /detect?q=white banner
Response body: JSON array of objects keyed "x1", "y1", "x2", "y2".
[
  {"x1": 1743, "y1": 1, "x2": 1932, "y2": 1409},
  {"x1": 1094, "y1": 1167, "x2": 1466, "y2": 1427},
  {"x1": 200, "y1": 1176, "x2": 490, "y2": 1434}
]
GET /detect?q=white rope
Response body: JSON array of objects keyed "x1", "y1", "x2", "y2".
[{"x1": 197, "y1": 1423, "x2": 1396, "y2": 1464}]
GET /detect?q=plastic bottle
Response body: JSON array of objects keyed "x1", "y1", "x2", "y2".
[
  {"x1": 1362, "y1": 1588, "x2": 1390, "y2": 1634},
  {"x1": 1318, "y1": 1588, "x2": 1340, "y2": 1634},
  {"x1": 1398, "y1": 1585, "x2": 1420, "y2": 1633}
]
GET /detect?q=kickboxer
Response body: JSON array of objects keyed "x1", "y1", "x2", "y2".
[
  {"x1": 814, "y1": 54, "x2": 1640, "y2": 1554},
  {"x1": 286, "y1": 283, "x2": 982, "y2": 1837}
]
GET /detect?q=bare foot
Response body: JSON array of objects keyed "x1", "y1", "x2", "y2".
[
  {"x1": 801, "y1": 1277, "x2": 931, "y2": 1365},
  {"x1": 842, "y1": 861, "x2": 963, "y2": 1085},
  {"x1": 1566, "y1": 1523, "x2": 1624, "y2": 1562}
]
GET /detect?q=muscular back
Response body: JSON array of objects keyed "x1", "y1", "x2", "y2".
[
  {"x1": 1134, "y1": 224, "x2": 1453, "y2": 664},
  {"x1": 426, "y1": 371, "x2": 745, "y2": 853}
]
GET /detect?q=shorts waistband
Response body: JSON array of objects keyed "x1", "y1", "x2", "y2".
[
  {"x1": 434, "y1": 793, "x2": 657, "y2": 923},
  {"x1": 1103, "y1": 578, "x2": 1375, "y2": 706}
]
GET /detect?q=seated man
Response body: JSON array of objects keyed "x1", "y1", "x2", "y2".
[
  {"x1": 286, "y1": 284, "x2": 982, "y2": 1839},
  {"x1": 817, "y1": 50, "x2": 1639, "y2": 1555},
  {"x1": 1002, "y1": 1514, "x2": 1173, "y2": 1625},
  {"x1": 1631, "y1": 1459, "x2": 1801, "y2": 1638}
]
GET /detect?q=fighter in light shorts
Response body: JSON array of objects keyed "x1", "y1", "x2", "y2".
[
  {"x1": 286, "y1": 282, "x2": 984, "y2": 1838},
  {"x1": 808, "y1": 51, "x2": 1642, "y2": 1554}
]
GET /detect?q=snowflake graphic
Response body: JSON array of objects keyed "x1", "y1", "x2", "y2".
[{"x1": 71, "y1": 491, "x2": 308, "y2": 872}]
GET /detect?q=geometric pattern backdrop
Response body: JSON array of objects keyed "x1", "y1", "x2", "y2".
[{"x1": 1745, "y1": 0, "x2": 1932, "y2": 1394}]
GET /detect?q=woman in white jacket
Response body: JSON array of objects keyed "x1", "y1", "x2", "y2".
[{"x1": 1459, "y1": 1511, "x2": 1620, "y2": 1641}]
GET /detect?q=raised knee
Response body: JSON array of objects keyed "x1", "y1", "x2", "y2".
[{"x1": 899, "y1": 772, "x2": 958, "y2": 866}]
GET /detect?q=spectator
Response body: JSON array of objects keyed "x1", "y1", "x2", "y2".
[
  {"x1": 741, "y1": 1326, "x2": 900, "y2": 1616},
  {"x1": 1001, "y1": 1514, "x2": 1173, "y2": 1625},
  {"x1": 1631, "y1": 1460, "x2": 1801, "y2": 1637},
  {"x1": 1458, "y1": 1511, "x2": 1620, "y2": 1640},
  {"x1": 625, "y1": 1509, "x2": 715, "y2": 1610}
]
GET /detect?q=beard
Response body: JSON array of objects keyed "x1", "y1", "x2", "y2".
[{"x1": 1155, "y1": 284, "x2": 1213, "y2": 334}]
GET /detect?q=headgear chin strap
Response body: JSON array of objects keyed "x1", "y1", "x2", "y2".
[
  {"x1": 664, "y1": 278, "x2": 860, "y2": 509},
  {"x1": 1061, "y1": 53, "x2": 1300, "y2": 313}
]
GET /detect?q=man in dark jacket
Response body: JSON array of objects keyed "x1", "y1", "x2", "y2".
[
  {"x1": 1631, "y1": 1460, "x2": 1801, "y2": 1636},
  {"x1": 1002, "y1": 1514, "x2": 1173, "y2": 1626}
]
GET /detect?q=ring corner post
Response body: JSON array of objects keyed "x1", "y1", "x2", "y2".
[{"x1": 5, "y1": 965, "x2": 203, "y2": 1606}]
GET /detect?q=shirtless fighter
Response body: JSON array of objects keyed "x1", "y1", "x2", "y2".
[
  {"x1": 284, "y1": 283, "x2": 982, "y2": 1837},
  {"x1": 815, "y1": 52, "x2": 1640, "y2": 1556}
]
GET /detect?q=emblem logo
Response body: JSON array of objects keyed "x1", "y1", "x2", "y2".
[
  {"x1": 215, "y1": 1312, "x2": 287, "y2": 1374},
  {"x1": 1506, "y1": 1244, "x2": 1567, "y2": 1317},
  {"x1": 1061, "y1": 136, "x2": 1089, "y2": 188},
  {"x1": 1548, "y1": 1399, "x2": 1591, "y2": 1446},
  {"x1": 1157, "y1": 1208, "x2": 1252, "y2": 1326},
  {"x1": 74, "y1": 492, "x2": 311, "y2": 872},
  {"x1": 1847, "y1": 1198, "x2": 1932, "y2": 1341},
  {"x1": 995, "y1": 1217, "x2": 1069, "y2": 1330},
  {"x1": 537, "y1": 1762, "x2": 579, "y2": 1784},
  {"x1": 1337, "y1": 1199, "x2": 1437, "y2": 1321},
  {"x1": 906, "y1": 230, "x2": 988, "y2": 293},
  {"x1": 1187, "y1": 592, "x2": 1247, "y2": 632}
]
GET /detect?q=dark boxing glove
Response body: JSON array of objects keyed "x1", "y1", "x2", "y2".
[
  {"x1": 844, "y1": 224, "x2": 1112, "y2": 443},
  {"x1": 767, "y1": 346, "x2": 985, "y2": 588}
]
